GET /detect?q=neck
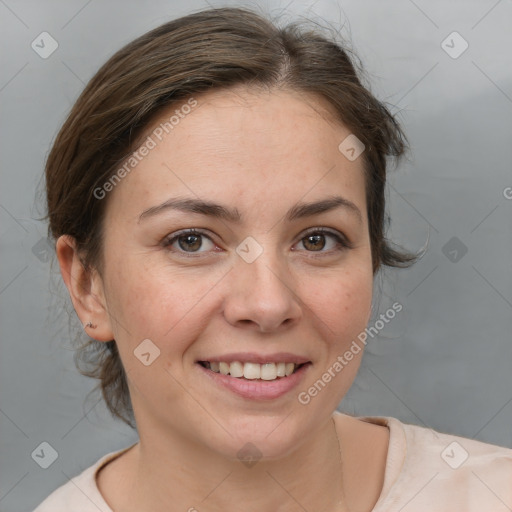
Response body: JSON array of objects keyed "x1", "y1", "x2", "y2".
[{"x1": 123, "y1": 413, "x2": 349, "y2": 512}]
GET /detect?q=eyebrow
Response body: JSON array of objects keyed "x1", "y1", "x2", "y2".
[{"x1": 138, "y1": 195, "x2": 362, "y2": 224}]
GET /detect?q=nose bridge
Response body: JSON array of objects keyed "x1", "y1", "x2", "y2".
[
  {"x1": 237, "y1": 233, "x2": 290, "y2": 287},
  {"x1": 224, "y1": 235, "x2": 301, "y2": 331}
]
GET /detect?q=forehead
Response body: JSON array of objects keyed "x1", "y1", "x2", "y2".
[
  {"x1": 106, "y1": 86, "x2": 367, "y2": 223},
  {"x1": 164, "y1": 86, "x2": 350, "y2": 165}
]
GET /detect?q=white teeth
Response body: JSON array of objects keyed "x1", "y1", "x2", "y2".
[
  {"x1": 229, "y1": 361, "x2": 244, "y2": 378},
  {"x1": 243, "y1": 362, "x2": 261, "y2": 380},
  {"x1": 261, "y1": 363, "x2": 277, "y2": 380},
  {"x1": 203, "y1": 361, "x2": 303, "y2": 380}
]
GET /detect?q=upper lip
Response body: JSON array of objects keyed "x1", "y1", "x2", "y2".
[{"x1": 197, "y1": 352, "x2": 311, "y2": 365}]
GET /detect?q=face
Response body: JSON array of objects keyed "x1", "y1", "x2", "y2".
[{"x1": 96, "y1": 86, "x2": 373, "y2": 459}]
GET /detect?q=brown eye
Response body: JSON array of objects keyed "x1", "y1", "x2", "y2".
[
  {"x1": 163, "y1": 229, "x2": 215, "y2": 254},
  {"x1": 302, "y1": 233, "x2": 327, "y2": 251},
  {"x1": 295, "y1": 228, "x2": 351, "y2": 254}
]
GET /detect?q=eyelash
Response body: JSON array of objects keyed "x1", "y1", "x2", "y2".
[{"x1": 161, "y1": 227, "x2": 352, "y2": 258}]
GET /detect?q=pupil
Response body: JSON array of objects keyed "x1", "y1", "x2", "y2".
[
  {"x1": 179, "y1": 234, "x2": 201, "y2": 251},
  {"x1": 305, "y1": 234, "x2": 324, "y2": 251}
]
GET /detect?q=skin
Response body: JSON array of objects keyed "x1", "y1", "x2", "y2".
[{"x1": 57, "y1": 86, "x2": 389, "y2": 511}]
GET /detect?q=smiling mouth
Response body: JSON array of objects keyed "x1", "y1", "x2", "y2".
[{"x1": 198, "y1": 361, "x2": 310, "y2": 381}]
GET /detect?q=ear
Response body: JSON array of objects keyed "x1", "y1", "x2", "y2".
[{"x1": 55, "y1": 235, "x2": 114, "y2": 342}]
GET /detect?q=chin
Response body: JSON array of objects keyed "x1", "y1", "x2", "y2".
[{"x1": 207, "y1": 411, "x2": 313, "y2": 462}]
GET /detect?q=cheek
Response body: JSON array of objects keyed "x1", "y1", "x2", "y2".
[
  {"x1": 300, "y1": 264, "x2": 373, "y2": 343},
  {"x1": 103, "y1": 253, "x2": 222, "y2": 350}
]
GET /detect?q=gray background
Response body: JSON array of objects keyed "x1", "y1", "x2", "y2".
[{"x1": 0, "y1": 0, "x2": 511, "y2": 510}]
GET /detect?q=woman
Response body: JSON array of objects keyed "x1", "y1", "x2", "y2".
[{"x1": 35, "y1": 6, "x2": 511, "y2": 511}]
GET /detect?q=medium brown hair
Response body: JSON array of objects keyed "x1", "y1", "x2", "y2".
[{"x1": 44, "y1": 6, "x2": 417, "y2": 427}]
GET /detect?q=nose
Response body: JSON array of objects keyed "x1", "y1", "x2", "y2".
[{"x1": 222, "y1": 249, "x2": 302, "y2": 333}]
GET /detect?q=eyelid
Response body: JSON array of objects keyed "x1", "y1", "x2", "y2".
[
  {"x1": 299, "y1": 226, "x2": 352, "y2": 247},
  {"x1": 161, "y1": 228, "x2": 216, "y2": 252}
]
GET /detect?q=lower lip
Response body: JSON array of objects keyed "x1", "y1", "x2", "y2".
[{"x1": 196, "y1": 363, "x2": 311, "y2": 400}]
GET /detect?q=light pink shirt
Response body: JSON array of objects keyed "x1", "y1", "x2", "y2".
[{"x1": 34, "y1": 413, "x2": 512, "y2": 511}]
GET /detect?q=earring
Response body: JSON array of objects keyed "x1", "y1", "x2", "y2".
[{"x1": 84, "y1": 321, "x2": 97, "y2": 329}]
